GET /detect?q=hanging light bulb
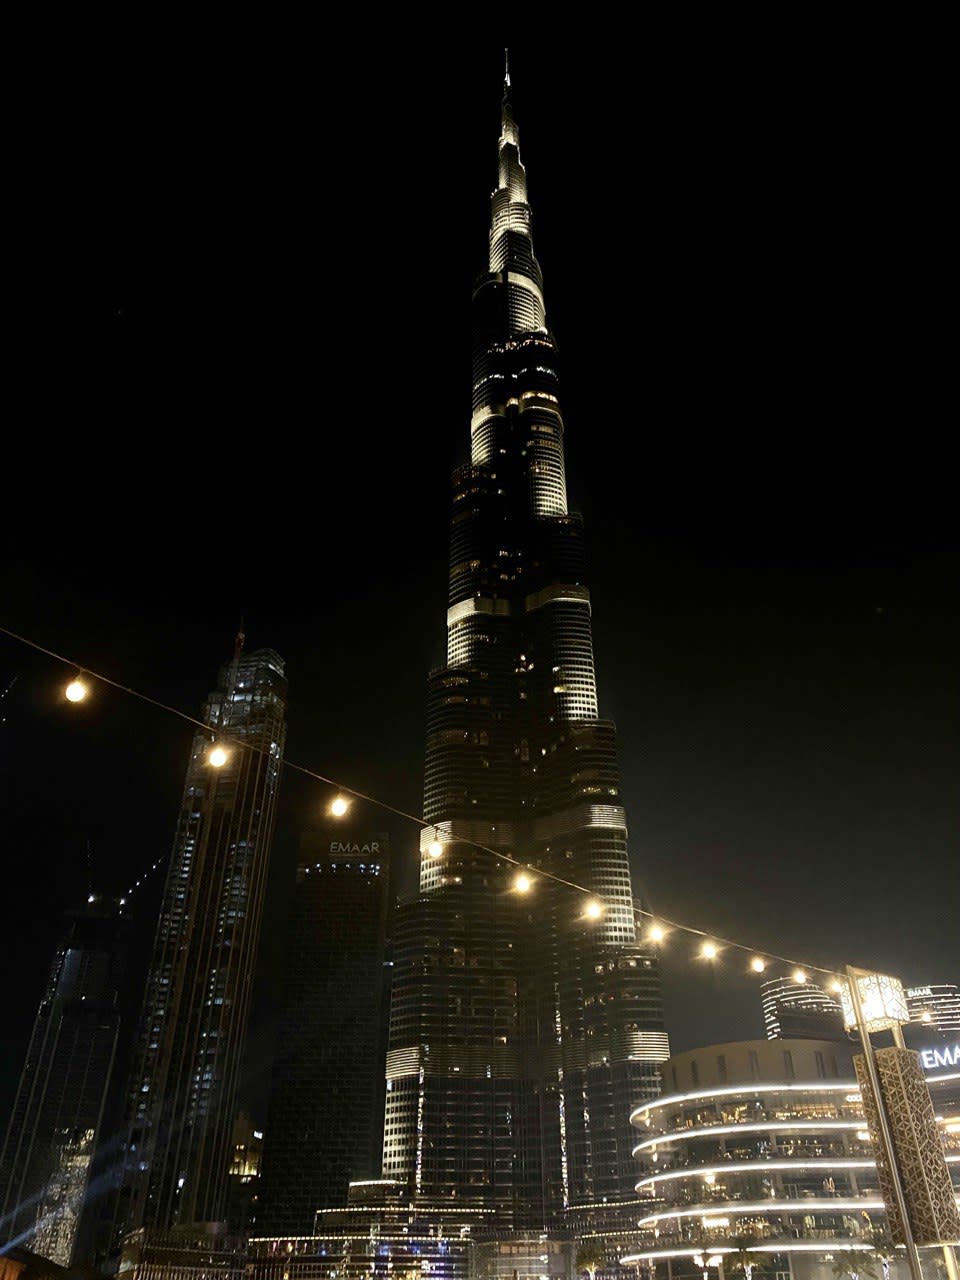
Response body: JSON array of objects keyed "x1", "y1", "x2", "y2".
[
  {"x1": 514, "y1": 872, "x2": 533, "y2": 893},
  {"x1": 208, "y1": 745, "x2": 229, "y2": 768},
  {"x1": 65, "y1": 676, "x2": 89, "y2": 703},
  {"x1": 792, "y1": 968, "x2": 807, "y2": 984},
  {"x1": 648, "y1": 922, "x2": 666, "y2": 944},
  {"x1": 584, "y1": 899, "x2": 604, "y2": 921},
  {"x1": 829, "y1": 977, "x2": 844, "y2": 994},
  {"x1": 750, "y1": 956, "x2": 766, "y2": 973},
  {"x1": 700, "y1": 940, "x2": 718, "y2": 960},
  {"x1": 427, "y1": 840, "x2": 443, "y2": 859},
  {"x1": 329, "y1": 794, "x2": 350, "y2": 818}
]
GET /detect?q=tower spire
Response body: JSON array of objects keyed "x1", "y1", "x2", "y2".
[{"x1": 503, "y1": 47, "x2": 511, "y2": 99}]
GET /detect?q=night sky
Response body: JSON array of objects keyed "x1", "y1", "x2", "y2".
[{"x1": 3, "y1": 36, "x2": 956, "y2": 1126}]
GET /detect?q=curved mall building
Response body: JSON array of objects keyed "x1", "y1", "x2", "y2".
[{"x1": 622, "y1": 1039, "x2": 960, "y2": 1280}]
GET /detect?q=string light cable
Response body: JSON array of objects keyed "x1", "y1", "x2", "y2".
[
  {"x1": 0, "y1": 621, "x2": 852, "y2": 983},
  {"x1": 0, "y1": 625, "x2": 592, "y2": 898}
]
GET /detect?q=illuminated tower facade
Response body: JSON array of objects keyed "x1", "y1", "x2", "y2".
[
  {"x1": 382, "y1": 64, "x2": 668, "y2": 1227},
  {"x1": 906, "y1": 983, "x2": 960, "y2": 1034},
  {"x1": 0, "y1": 898, "x2": 125, "y2": 1265},
  {"x1": 761, "y1": 976, "x2": 844, "y2": 1040},
  {"x1": 115, "y1": 644, "x2": 286, "y2": 1238}
]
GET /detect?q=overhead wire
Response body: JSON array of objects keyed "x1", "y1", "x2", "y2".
[
  {"x1": 0, "y1": 623, "x2": 593, "y2": 899},
  {"x1": 1, "y1": 620, "x2": 850, "y2": 984}
]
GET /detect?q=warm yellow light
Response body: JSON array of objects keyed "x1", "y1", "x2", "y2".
[
  {"x1": 703, "y1": 1172, "x2": 716, "y2": 1185},
  {"x1": 514, "y1": 872, "x2": 533, "y2": 893},
  {"x1": 208, "y1": 745, "x2": 229, "y2": 768},
  {"x1": 585, "y1": 899, "x2": 604, "y2": 921},
  {"x1": 701, "y1": 940, "x2": 718, "y2": 960},
  {"x1": 648, "y1": 923, "x2": 666, "y2": 944},
  {"x1": 329, "y1": 795, "x2": 350, "y2": 818},
  {"x1": 427, "y1": 840, "x2": 443, "y2": 859},
  {"x1": 793, "y1": 968, "x2": 807, "y2": 984},
  {"x1": 829, "y1": 978, "x2": 844, "y2": 994},
  {"x1": 920, "y1": 1011, "x2": 932, "y2": 1023},
  {"x1": 65, "y1": 677, "x2": 88, "y2": 703},
  {"x1": 750, "y1": 956, "x2": 766, "y2": 973}
]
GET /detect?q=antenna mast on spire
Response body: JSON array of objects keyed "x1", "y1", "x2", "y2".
[{"x1": 504, "y1": 48, "x2": 511, "y2": 92}]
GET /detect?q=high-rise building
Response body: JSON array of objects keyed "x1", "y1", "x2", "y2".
[
  {"x1": 905, "y1": 983, "x2": 960, "y2": 1034},
  {"x1": 114, "y1": 643, "x2": 287, "y2": 1239},
  {"x1": 257, "y1": 829, "x2": 391, "y2": 1235},
  {"x1": 224, "y1": 1112, "x2": 263, "y2": 1233},
  {"x1": 761, "y1": 975, "x2": 844, "y2": 1040},
  {"x1": 0, "y1": 897, "x2": 126, "y2": 1265},
  {"x1": 381, "y1": 63, "x2": 668, "y2": 1228}
]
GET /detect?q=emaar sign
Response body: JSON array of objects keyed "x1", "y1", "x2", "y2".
[
  {"x1": 329, "y1": 841, "x2": 381, "y2": 855},
  {"x1": 919, "y1": 1043, "x2": 960, "y2": 1070}
]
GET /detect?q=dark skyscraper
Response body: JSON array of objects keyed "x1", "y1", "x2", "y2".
[
  {"x1": 0, "y1": 898, "x2": 126, "y2": 1265},
  {"x1": 257, "y1": 828, "x2": 392, "y2": 1235},
  {"x1": 381, "y1": 63, "x2": 668, "y2": 1227},
  {"x1": 115, "y1": 644, "x2": 287, "y2": 1238}
]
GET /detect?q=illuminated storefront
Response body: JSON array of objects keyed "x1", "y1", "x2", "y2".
[{"x1": 623, "y1": 1040, "x2": 959, "y2": 1280}]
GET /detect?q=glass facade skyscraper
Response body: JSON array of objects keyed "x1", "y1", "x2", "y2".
[
  {"x1": 115, "y1": 644, "x2": 287, "y2": 1238},
  {"x1": 0, "y1": 898, "x2": 126, "y2": 1265},
  {"x1": 381, "y1": 65, "x2": 668, "y2": 1227}
]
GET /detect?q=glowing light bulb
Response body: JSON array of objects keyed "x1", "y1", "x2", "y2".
[
  {"x1": 329, "y1": 794, "x2": 350, "y2": 818},
  {"x1": 920, "y1": 1011, "x2": 932, "y2": 1023},
  {"x1": 701, "y1": 940, "x2": 718, "y2": 960},
  {"x1": 648, "y1": 923, "x2": 666, "y2": 944},
  {"x1": 750, "y1": 956, "x2": 766, "y2": 973},
  {"x1": 427, "y1": 840, "x2": 443, "y2": 859},
  {"x1": 829, "y1": 978, "x2": 844, "y2": 994},
  {"x1": 584, "y1": 899, "x2": 604, "y2": 921},
  {"x1": 793, "y1": 968, "x2": 807, "y2": 984},
  {"x1": 208, "y1": 745, "x2": 229, "y2": 768},
  {"x1": 514, "y1": 872, "x2": 533, "y2": 893},
  {"x1": 65, "y1": 677, "x2": 88, "y2": 703}
]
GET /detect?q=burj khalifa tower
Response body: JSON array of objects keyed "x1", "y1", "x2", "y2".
[{"x1": 381, "y1": 58, "x2": 669, "y2": 1228}]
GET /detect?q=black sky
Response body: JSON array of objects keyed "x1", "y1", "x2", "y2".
[{"x1": 3, "y1": 34, "x2": 957, "y2": 1122}]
